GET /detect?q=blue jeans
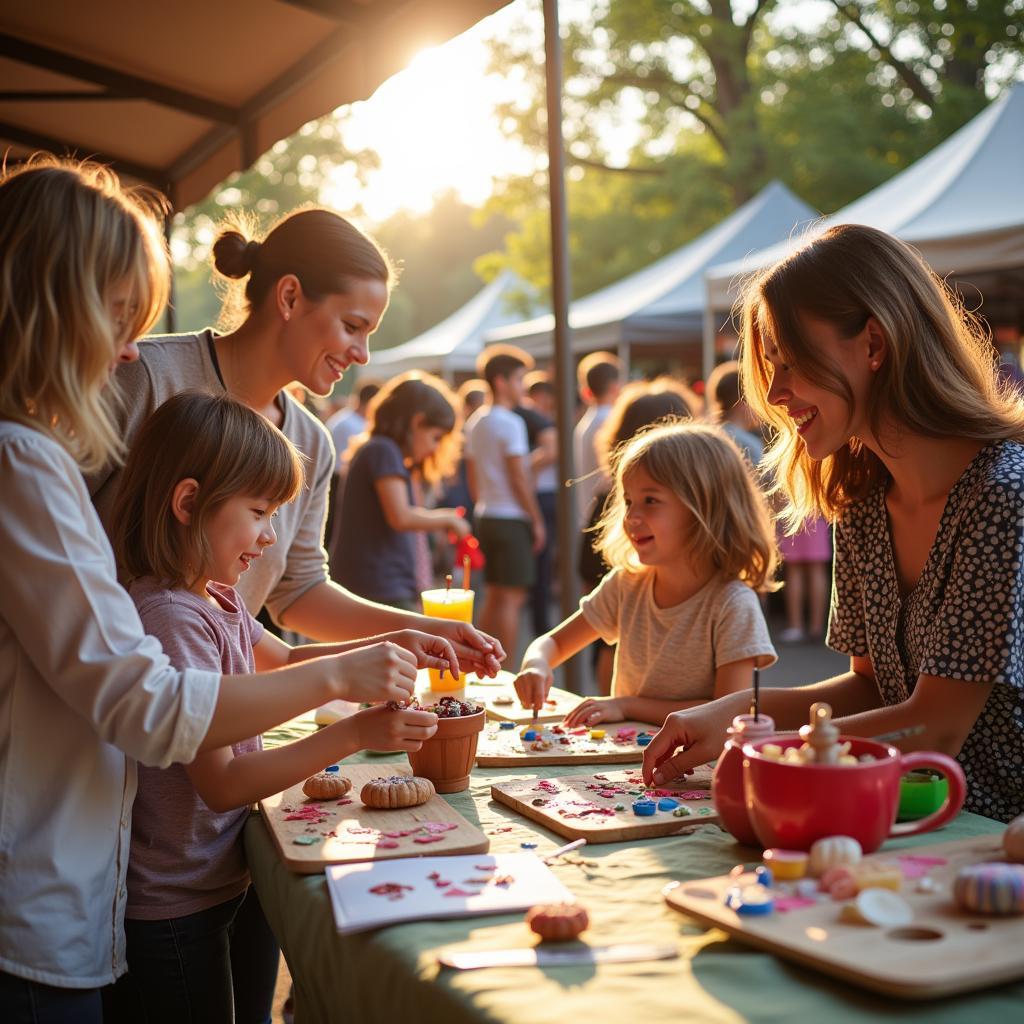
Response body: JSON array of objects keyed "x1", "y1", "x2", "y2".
[
  {"x1": 105, "y1": 885, "x2": 279, "y2": 1024},
  {"x1": 0, "y1": 971, "x2": 103, "y2": 1024}
]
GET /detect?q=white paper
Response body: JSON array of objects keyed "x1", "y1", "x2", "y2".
[
  {"x1": 326, "y1": 853, "x2": 574, "y2": 934},
  {"x1": 439, "y1": 943, "x2": 680, "y2": 969}
]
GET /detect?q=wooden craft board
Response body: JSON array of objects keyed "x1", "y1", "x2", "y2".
[
  {"x1": 259, "y1": 763, "x2": 489, "y2": 874},
  {"x1": 476, "y1": 719, "x2": 653, "y2": 767},
  {"x1": 491, "y1": 766, "x2": 717, "y2": 842},
  {"x1": 474, "y1": 684, "x2": 581, "y2": 724},
  {"x1": 665, "y1": 834, "x2": 1024, "y2": 1000}
]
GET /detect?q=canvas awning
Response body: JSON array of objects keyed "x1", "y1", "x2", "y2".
[
  {"x1": 486, "y1": 180, "x2": 816, "y2": 366},
  {"x1": 370, "y1": 271, "x2": 536, "y2": 380},
  {"x1": 0, "y1": 0, "x2": 510, "y2": 210},
  {"x1": 704, "y1": 84, "x2": 1024, "y2": 314}
]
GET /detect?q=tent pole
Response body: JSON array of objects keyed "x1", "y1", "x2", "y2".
[
  {"x1": 701, "y1": 279, "x2": 715, "y2": 384},
  {"x1": 542, "y1": 0, "x2": 581, "y2": 694}
]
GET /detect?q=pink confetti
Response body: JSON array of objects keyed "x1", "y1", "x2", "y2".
[
  {"x1": 897, "y1": 854, "x2": 948, "y2": 879},
  {"x1": 675, "y1": 791, "x2": 712, "y2": 801},
  {"x1": 443, "y1": 887, "x2": 477, "y2": 897},
  {"x1": 534, "y1": 780, "x2": 559, "y2": 794},
  {"x1": 336, "y1": 798, "x2": 352, "y2": 806},
  {"x1": 433, "y1": 879, "x2": 451, "y2": 888},
  {"x1": 593, "y1": 774, "x2": 609, "y2": 781},
  {"x1": 422, "y1": 821, "x2": 459, "y2": 834},
  {"x1": 375, "y1": 840, "x2": 400, "y2": 849},
  {"x1": 774, "y1": 896, "x2": 817, "y2": 912},
  {"x1": 616, "y1": 728, "x2": 637, "y2": 740},
  {"x1": 474, "y1": 863, "x2": 496, "y2": 871},
  {"x1": 413, "y1": 835, "x2": 444, "y2": 844}
]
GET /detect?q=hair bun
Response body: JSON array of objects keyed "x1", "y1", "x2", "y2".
[{"x1": 212, "y1": 229, "x2": 258, "y2": 280}]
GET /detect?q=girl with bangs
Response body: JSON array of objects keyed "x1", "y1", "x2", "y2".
[
  {"x1": 0, "y1": 159, "x2": 428, "y2": 1021},
  {"x1": 643, "y1": 224, "x2": 1024, "y2": 823},
  {"x1": 330, "y1": 372, "x2": 469, "y2": 609},
  {"x1": 108, "y1": 391, "x2": 438, "y2": 1023},
  {"x1": 514, "y1": 421, "x2": 778, "y2": 726}
]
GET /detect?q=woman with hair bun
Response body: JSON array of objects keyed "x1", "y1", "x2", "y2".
[{"x1": 90, "y1": 208, "x2": 504, "y2": 677}]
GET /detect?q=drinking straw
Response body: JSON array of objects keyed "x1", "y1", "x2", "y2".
[{"x1": 462, "y1": 553, "x2": 471, "y2": 592}]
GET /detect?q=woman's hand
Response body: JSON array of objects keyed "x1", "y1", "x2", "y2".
[
  {"x1": 380, "y1": 629, "x2": 460, "y2": 679},
  {"x1": 333, "y1": 642, "x2": 418, "y2": 704},
  {"x1": 513, "y1": 661, "x2": 553, "y2": 713},
  {"x1": 448, "y1": 515, "x2": 471, "y2": 539},
  {"x1": 564, "y1": 697, "x2": 625, "y2": 728},
  {"x1": 641, "y1": 694, "x2": 745, "y2": 785},
  {"x1": 421, "y1": 619, "x2": 505, "y2": 678},
  {"x1": 351, "y1": 704, "x2": 438, "y2": 753}
]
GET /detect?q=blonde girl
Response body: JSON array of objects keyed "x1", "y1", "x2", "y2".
[
  {"x1": 0, "y1": 158, "x2": 415, "y2": 1021},
  {"x1": 515, "y1": 421, "x2": 778, "y2": 726},
  {"x1": 330, "y1": 372, "x2": 469, "y2": 608},
  {"x1": 643, "y1": 224, "x2": 1024, "y2": 824},
  {"x1": 89, "y1": 207, "x2": 502, "y2": 679},
  {"x1": 106, "y1": 391, "x2": 438, "y2": 1023}
]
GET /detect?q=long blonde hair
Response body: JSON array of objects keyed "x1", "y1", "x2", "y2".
[
  {"x1": 0, "y1": 156, "x2": 169, "y2": 472},
  {"x1": 739, "y1": 223, "x2": 1024, "y2": 530},
  {"x1": 595, "y1": 421, "x2": 779, "y2": 591}
]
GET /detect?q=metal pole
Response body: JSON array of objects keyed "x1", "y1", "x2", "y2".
[
  {"x1": 164, "y1": 213, "x2": 177, "y2": 334},
  {"x1": 542, "y1": 0, "x2": 581, "y2": 693}
]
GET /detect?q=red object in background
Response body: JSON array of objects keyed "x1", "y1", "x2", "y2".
[{"x1": 448, "y1": 506, "x2": 485, "y2": 568}]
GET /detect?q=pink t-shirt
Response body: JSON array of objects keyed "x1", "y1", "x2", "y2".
[{"x1": 125, "y1": 577, "x2": 264, "y2": 920}]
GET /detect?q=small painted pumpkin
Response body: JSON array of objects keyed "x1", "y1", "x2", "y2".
[
  {"x1": 526, "y1": 902, "x2": 589, "y2": 942},
  {"x1": 302, "y1": 772, "x2": 352, "y2": 801}
]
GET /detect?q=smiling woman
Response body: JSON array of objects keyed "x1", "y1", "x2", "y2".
[{"x1": 89, "y1": 204, "x2": 505, "y2": 679}]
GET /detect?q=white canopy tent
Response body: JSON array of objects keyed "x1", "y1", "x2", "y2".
[
  {"x1": 368, "y1": 271, "x2": 535, "y2": 381},
  {"x1": 703, "y1": 84, "x2": 1024, "y2": 376},
  {"x1": 485, "y1": 180, "x2": 816, "y2": 372}
]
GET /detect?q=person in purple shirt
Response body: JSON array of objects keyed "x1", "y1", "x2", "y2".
[{"x1": 105, "y1": 391, "x2": 440, "y2": 1024}]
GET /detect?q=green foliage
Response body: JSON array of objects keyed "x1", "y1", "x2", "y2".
[{"x1": 479, "y1": 0, "x2": 1023, "y2": 303}]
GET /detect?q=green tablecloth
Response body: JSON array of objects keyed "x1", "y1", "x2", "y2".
[{"x1": 246, "y1": 713, "x2": 1020, "y2": 1023}]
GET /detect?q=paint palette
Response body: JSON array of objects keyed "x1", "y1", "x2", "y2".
[
  {"x1": 491, "y1": 766, "x2": 717, "y2": 842},
  {"x1": 665, "y1": 834, "x2": 1024, "y2": 1000},
  {"x1": 475, "y1": 720, "x2": 654, "y2": 767},
  {"x1": 259, "y1": 763, "x2": 488, "y2": 874}
]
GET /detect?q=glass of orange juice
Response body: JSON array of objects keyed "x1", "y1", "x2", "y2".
[{"x1": 421, "y1": 587, "x2": 474, "y2": 691}]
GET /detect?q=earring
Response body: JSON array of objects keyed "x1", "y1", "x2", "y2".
[
  {"x1": 284, "y1": 312, "x2": 290, "y2": 322},
  {"x1": 870, "y1": 361, "x2": 879, "y2": 369}
]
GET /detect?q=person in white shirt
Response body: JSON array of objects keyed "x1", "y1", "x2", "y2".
[
  {"x1": 0, "y1": 158, "x2": 435, "y2": 1022},
  {"x1": 465, "y1": 346, "x2": 546, "y2": 660},
  {"x1": 573, "y1": 351, "x2": 622, "y2": 529}
]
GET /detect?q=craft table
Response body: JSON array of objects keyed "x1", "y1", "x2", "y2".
[{"x1": 246, "y1": 712, "x2": 1021, "y2": 1024}]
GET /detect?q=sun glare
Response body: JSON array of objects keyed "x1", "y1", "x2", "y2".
[{"x1": 324, "y1": 7, "x2": 536, "y2": 223}]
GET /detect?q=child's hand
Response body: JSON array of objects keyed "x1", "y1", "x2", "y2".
[
  {"x1": 335, "y1": 642, "x2": 418, "y2": 703},
  {"x1": 381, "y1": 629, "x2": 460, "y2": 680},
  {"x1": 352, "y1": 704, "x2": 438, "y2": 753},
  {"x1": 448, "y1": 515, "x2": 471, "y2": 539},
  {"x1": 563, "y1": 697, "x2": 625, "y2": 728},
  {"x1": 513, "y1": 661, "x2": 553, "y2": 713}
]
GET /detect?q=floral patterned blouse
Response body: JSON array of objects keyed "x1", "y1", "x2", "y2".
[{"x1": 828, "y1": 440, "x2": 1024, "y2": 822}]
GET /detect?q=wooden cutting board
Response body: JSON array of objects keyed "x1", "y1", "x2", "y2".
[
  {"x1": 665, "y1": 834, "x2": 1024, "y2": 1000},
  {"x1": 259, "y1": 763, "x2": 488, "y2": 874},
  {"x1": 491, "y1": 766, "x2": 717, "y2": 842},
  {"x1": 475, "y1": 720, "x2": 654, "y2": 767}
]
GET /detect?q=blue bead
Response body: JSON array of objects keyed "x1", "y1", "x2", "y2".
[
  {"x1": 324, "y1": 765, "x2": 340, "y2": 772},
  {"x1": 523, "y1": 730, "x2": 538, "y2": 741},
  {"x1": 521, "y1": 842, "x2": 538, "y2": 849},
  {"x1": 637, "y1": 735, "x2": 653, "y2": 746},
  {"x1": 632, "y1": 799, "x2": 657, "y2": 817},
  {"x1": 499, "y1": 721, "x2": 516, "y2": 730}
]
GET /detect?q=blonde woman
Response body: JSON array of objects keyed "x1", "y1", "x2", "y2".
[
  {"x1": 514, "y1": 422, "x2": 778, "y2": 725},
  {"x1": 643, "y1": 224, "x2": 1024, "y2": 824},
  {"x1": 0, "y1": 159, "x2": 430, "y2": 1020},
  {"x1": 89, "y1": 207, "x2": 503, "y2": 678}
]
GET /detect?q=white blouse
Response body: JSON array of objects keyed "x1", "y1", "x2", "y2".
[{"x1": 0, "y1": 421, "x2": 219, "y2": 988}]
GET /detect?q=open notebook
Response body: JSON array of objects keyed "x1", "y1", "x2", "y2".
[{"x1": 326, "y1": 852, "x2": 575, "y2": 934}]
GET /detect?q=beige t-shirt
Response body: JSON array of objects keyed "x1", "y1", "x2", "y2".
[
  {"x1": 89, "y1": 330, "x2": 333, "y2": 624},
  {"x1": 580, "y1": 569, "x2": 777, "y2": 700}
]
